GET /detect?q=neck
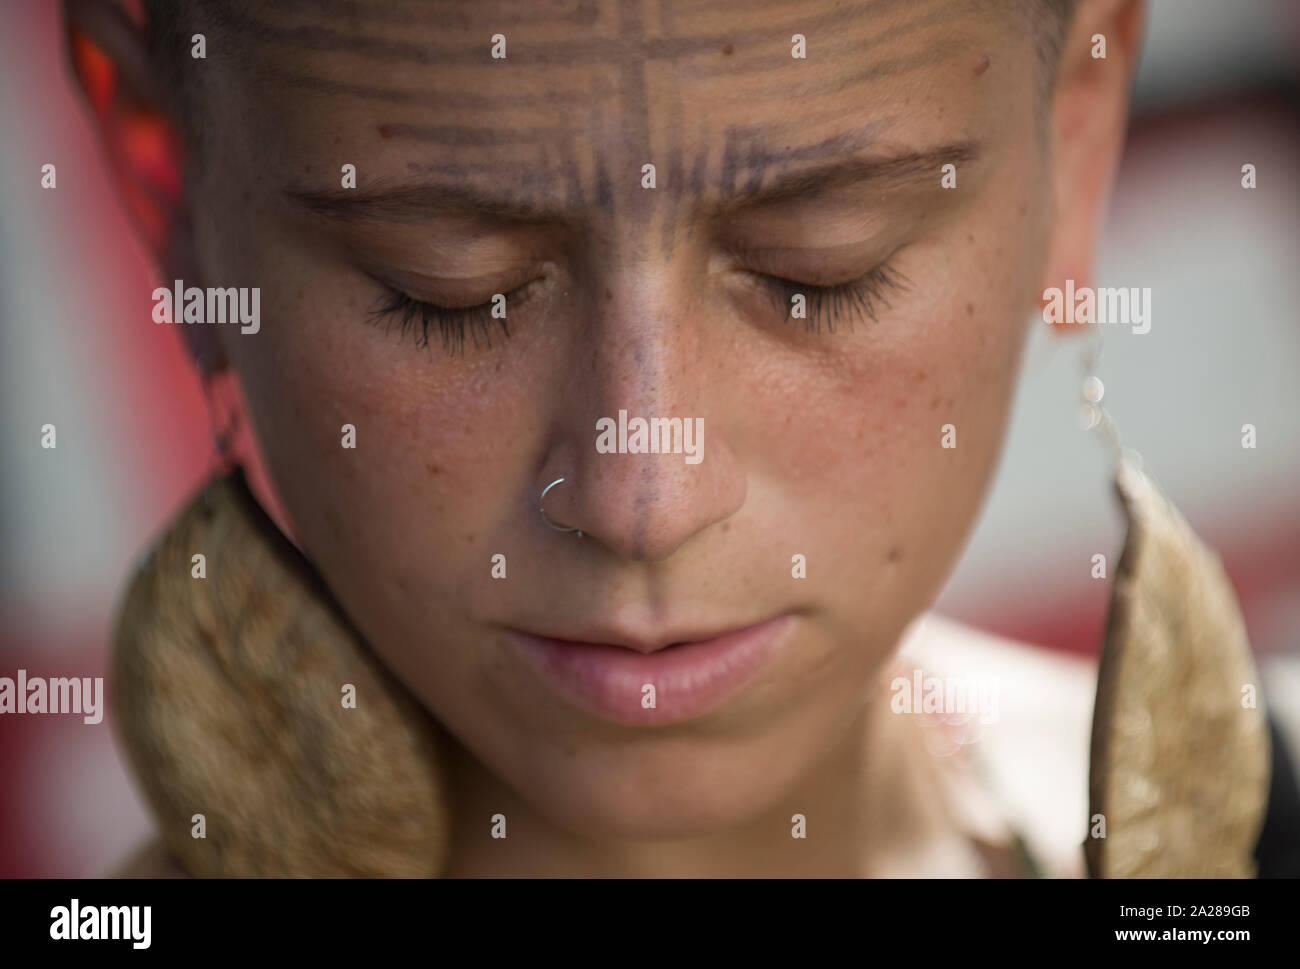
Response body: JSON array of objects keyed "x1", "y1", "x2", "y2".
[{"x1": 441, "y1": 684, "x2": 954, "y2": 876}]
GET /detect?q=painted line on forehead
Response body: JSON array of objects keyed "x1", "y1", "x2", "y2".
[
  {"x1": 656, "y1": 0, "x2": 674, "y2": 35},
  {"x1": 400, "y1": 159, "x2": 548, "y2": 209},
  {"x1": 523, "y1": 147, "x2": 552, "y2": 211},
  {"x1": 595, "y1": 154, "x2": 614, "y2": 209},
  {"x1": 291, "y1": 116, "x2": 952, "y2": 235},
  {"x1": 661, "y1": 0, "x2": 951, "y2": 82},
  {"x1": 261, "y1": 0, "x2": 601, "y2": 28},
  {"x1": 253, "y1": 63, "x2": 603, "y2": 111},
  {"x1": 660, "y1": 141, "x2": 686, "y2": 259},
  {"x1": 398, "y1": 159, "x2": 560, "y2": 209},
  {"x1": 555, "y1": 113, "x2": 589, "y2": 212},
  {"x1": 616, "y1": 0, "x2": 651, "y2": 132},
  {"x1": 639, "y1": 0, "x2": 929, "y2": 58},
  {"x1": 718, "y1": 122, "x2": 887, "y2": 199},
  {"x1": 681, "y1": 140, "x2": 710, "y2": 245},
  {"x1": 577, "y1": 70, "x2": 617, "y2": 214},
  {"x1": 590, "y1": 94, "x2": 616, "y2": 210},
  {"x1": 230, "y1": 0, "x2": 975, "y2": 180},
  {"x1": 773, "y1": 41, "x2": 974, "y2": 100},
  {"x1": 255, "y1": 43, "x2": 960, "y2": 157},
  {"x1": 373, "y1": 122, "x2": 579, "y2": 145},
  {"x1": 403, "y1": 160, "x2": 546, "y2": 177},
  {"x1": 615, "y1": 0, "x2": 654, "y2": 231},
  {"x1": 655, "y1": 80, "x2": 714, "y2": 258},
  {"x1": 228, "y1": 0, "x2": 910, "y2": 70}
]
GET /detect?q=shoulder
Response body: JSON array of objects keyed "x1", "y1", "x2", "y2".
[
  {"x1": 900, "y1": 615, "x2": 1300, "y2": 877},
  {"x1": 897, "y1": 613, "x2": 1097, "y2": 876}
]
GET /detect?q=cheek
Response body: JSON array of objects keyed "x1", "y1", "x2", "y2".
[
  {"x1": 760, "y1": 231, "x2": 1032, "y2": 624},
  {"x1": 221, "y1": 264, "x2": 538, "y2": 633}
]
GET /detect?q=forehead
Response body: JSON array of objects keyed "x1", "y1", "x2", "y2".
[{"x1": 211, "y1": 0, "x2": 1031, "y2": 210}]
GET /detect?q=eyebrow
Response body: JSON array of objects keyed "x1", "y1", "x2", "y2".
[
  {"x1": 284, "y1": 142, "x2": 979, "y2": 227},
  {"x1": 712, "y1": 143, "x2": 978, "y2": 216},
  {"x1": 286, "y1": 179, "x2": 572, "y2": 227}
]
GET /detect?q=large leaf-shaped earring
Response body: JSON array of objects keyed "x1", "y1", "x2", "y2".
[
  {"x1": 112, "y1": 378, "x2": 450, "y2": 875},
  {"x1": 1083, "y1": 342, "x2": 1270, "y2": 876}
]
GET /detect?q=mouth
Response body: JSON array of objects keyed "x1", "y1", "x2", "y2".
[{"x1": 504, "y1": 614, "x2": 797, "y2": 726}]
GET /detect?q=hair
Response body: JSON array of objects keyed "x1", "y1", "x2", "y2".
[
  {"x1": 140, "y1": 0, "x2": 235, "y2": 154},
  {"x1": 1032, "y1": 0, "x2": 1081, "y2": 89}
]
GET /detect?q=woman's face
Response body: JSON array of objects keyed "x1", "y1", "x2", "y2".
[{"x1": 194, "y1": 0, "x2": 1055, "y2": 838}]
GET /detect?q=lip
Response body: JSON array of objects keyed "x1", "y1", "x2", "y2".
[{"x1": 506, "y1": 614, "x2": 796, "y2": 726}]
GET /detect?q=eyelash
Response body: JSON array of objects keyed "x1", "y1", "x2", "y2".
[
  {"x1": 368, "y1": 258, "x2": 909, "y2": 355},
  {"x1": 367, "y1": 283, "x2": 527, "y2": 355},
  {"x1": 757, "y1": 259, "x2": 910, "y2": 334}
]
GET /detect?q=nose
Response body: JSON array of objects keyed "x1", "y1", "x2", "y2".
[{"x1": 539, "y1": 268, "x2": 746, "y2": 562}]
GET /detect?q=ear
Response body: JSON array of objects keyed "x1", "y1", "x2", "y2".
[
  {"x1": 1038, "y1": 0, "x2": 1146, "y2": 333},
  {"x1": 63, "y1": 0, "x2": 226, "y2": 373}
]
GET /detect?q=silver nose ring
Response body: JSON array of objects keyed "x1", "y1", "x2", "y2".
[{"x1": 538, "y1": 477, "x2": 583, "y2": 537}]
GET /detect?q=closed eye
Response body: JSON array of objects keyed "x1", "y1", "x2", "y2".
[
  {"x1": 367, "y1": 279, "x2": 539, "y2": 355},
  {"x1": 756, "y1": 260, "x2": 909, "y2": 332},
  {"x1": 365, "y1": 256, "x2": 907, "y2": 355}
]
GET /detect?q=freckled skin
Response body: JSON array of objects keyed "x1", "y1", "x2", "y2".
[{"x1": 166, "y1": 0, "x2": 1093, "y2": 874}]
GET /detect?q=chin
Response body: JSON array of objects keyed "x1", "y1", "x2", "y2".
[{"x1": 511, "y1": 737, "x2": 805, "y2": 843}]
